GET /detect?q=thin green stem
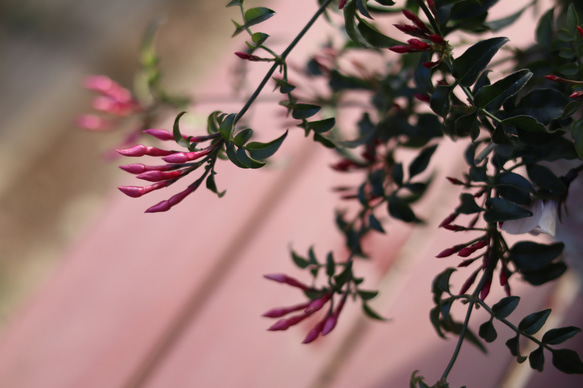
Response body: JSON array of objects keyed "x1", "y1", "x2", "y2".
[{"x1": 234, "y1": 0, "x2": 335, "y2": 123}]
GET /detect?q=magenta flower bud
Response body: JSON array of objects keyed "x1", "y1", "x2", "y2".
[
  {"x1": 459, "y1": 269, "x2": 479, "y2": 295},
  {"x1": 137, "y1": 170, "x2": 183, "y2": 182},
  {"x1": 429, "y1": 34, "x2": 445, "y2": 45},
  {"x1": 235, "y1": 52, "x2": 262, "y2": 61},
  {"x1": 457, "y1": 258, "x2": 477, "y2": 267},
  {"x1": 407, "y1": 39, "x2": 430, "y2": 51},
  {"x1": 305, "y1": 292, "x2": 332, "y2": 314},
  {"x1": 423, "y1": 61, "x2": 440, "y2": 69},
  {"x1": 389, "y1": 45, "x2": 413, "y2": 54},
  {"x1": 393, "y1": 24, "x2": 426, "y2": 38},
  {"x1": 578, "y1": 26, "x2": 583, "y2": 38},
  {"x1": 446, "y1": 177, "x2": 464, "y2": 185},
  {"x1": 263, "y1": 274, "x2": 310, "y2": 291},
  {"x1": 339, "y1": 0, "x2": 347, "y2": 9},
  {"x1": 414, "y1": 93, "x2": 430, "y2": 102},
  {"x1": 262, "y1": 301, "x2": 312, "y2": 318},
  {"x1": 480, "y1": 274, "x2": 492, "y2": 300},
  {"x1": 402, "y1": 9, "x2": 430, "y2": 32},
  {"x1": 144, "y1": 128, "x2": 175, "y2": 141},
  {"x1": 118, "y1": 181, "x2": 168, "y2": 198},
  {"x1": 544, "y1": 74, "x2": 562, "y2": 82},
  {"x1": 268, "y1": 312, "x2": 310, "y2": 331},
  {"x1": 302, "y1": 318, "x2": 326, "y2": 344},
  {"x1": 145, "y1": 184, "x2": 197, "y2": 213},
  {"x1": 442, "y1": 224, "x2": 466, "y2": 232},
  {"x1": 162, "y1": 148, "x2": 211, "y2": 164},
  {"x1": 117, "y1": 145, "x2": 174, "y2": 157},
  {"x1": 439, "y1": 212, "x2": 458, "y2": 228},
  {"x1": 436, "y1": 244, "x2": 465, "y2": 258},
  {"x1": 119, "y1": 164, "x2": 147, "y2": 174},
  {"x1": 570, "y1": 91, "x2": 583, "y2": 99},
  {"x1": 323, "y1": 294, "x2": 347, "y2": 336}
]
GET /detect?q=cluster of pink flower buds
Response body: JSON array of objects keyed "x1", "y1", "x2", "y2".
[
  {"x1": 77, "y1": 75, "x2": 142, "y2": 131},
  {"x1": 116, "y1": 128, "x2": 221, "y2": 212},
  {"x1": 263, "y1": 273, "x2": 346, "y2": 344},
  {"x1": 389, "y1": 9, "x2": 447, "y2": 68}
]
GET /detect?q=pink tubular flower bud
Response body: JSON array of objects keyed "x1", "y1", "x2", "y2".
[
  {"x1": 268, "y1": 311, "x2": 311, "y2": 331},
  {"x1": 439, "y1": 212, "x2": 458, "y2": 228},
  {"x1": 457, "y1": 239, "x2": 488, "y2": 257},
  {"x1": 137, "y1": 170, "x2": 183, "y2": 182},
  {"x1": 235, "y1": 52, "x2": 262, "y2": 61},
  {"x1": 118, "y1": 181, "x2": 169, "y2": 198},
  {"x1": 446, "y1": 177, "x2": 464, "y2": 185},
  {"x1": 480, "y1": 274, "x2": 492, "y2": 300},
  {"x1": 414, "y1": 93, "x2": 430, "y2": 102},
  {"x1": 394, "y1": 24, "x2": 426, "y2": 38},
  {"x1": 429, "y1": 34, "x2": 445, "y2": 45},
  {"x1": 570, "y1": 91, "x2": 583, "y2": 99},
  {"x1": 143, "y1": 128, "x2": 175, "y2": 141},
  {"x1": 262, "y1": 301, "x2": 312, "y2": 318},
  {"x1": 423, "y1": 61, "x2": 440, "y2": 69},
  {"x1": 302, "y1": 317, "x2": 326, "y2": 344},
  {"x1": 339, "y1": 0, "x2": 347, "y2": 9},
  {"x1": 402, "y1": 9, "x2": 430, "y2": 33},
  {"x1": 323, "y1": 294, "x2": 347, "y2": 336},
  {"x1": 119, "y1": 163, "x2": 174, "y2": 174},
  {"x1": 162, "y1": 148, "x2": 212, "y2": 164},
  {"x1": 578, "y1": 25, "x2": 583, "y2": 38},
  {"x1": 77, "y1": 114, "x2": 111, "y2": 131},
  {"x1": 263, "y1": 274, "x2": 310, "y2": 291},
  {"x1": 305, "y1": 292, "x2": 332, "y2": 314},
  {"x1": 117, "y1": 144, "x2": 175, "y2": 157},
  {"x1": 145, "y1": 183, "x2": 198, "y2": 213},
  {"x1": 459, "y1": 269, "x2": 480, "y2": 295}
]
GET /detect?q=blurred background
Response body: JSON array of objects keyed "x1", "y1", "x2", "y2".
[{"x1": 0, "y1": 0, "x2": 236, "y2": 328}]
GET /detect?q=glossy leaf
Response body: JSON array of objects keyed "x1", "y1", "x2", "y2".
[
  {"x1": 456, "y1": 193, "x2": 483, "y2": 214},
  {"x1": 430, "y1": 85, "x2": 452, "y2": 117},
  {"x1": 484, "y1": 197, "x2": 533, "y2": 222},
  {"x1": 409, "y1": 144, "x2": 438, "y2": 178},
  {"x1": 492, "y1": 296, "x2": 520, "y2": 319},
  {"x1": 291, "y1": 250, "x2": 310, "y2": 269},
  {"x1": 362, "y1": 302, "x2": 388, "y2": 321},
  {"x1": 245, "y1": 130, "x2": 288, "y2": 160},
  {"x1": 291, "y1": 104, "x2": 321, "y2": 120},
  {"x1": 518, "y1": 309, "x2": 551, "y2": 335},
  {"x1": 233, "y1": 128, "x2": 253, "y2": 147},
  {"x1": 451, "y1": 37, "x2": 509, "y2": 87},
  {"x1": 542, "y1": 326, "x2": 581, "y2": 345},
  {"x1": 502, "y1": 115, "x2": 547, "y2": 134},
  {"x1": 306, "y1": 118, "x2": 335, "y2": 134},
  {"x1": 474, "y1": 70, "x2": 532, "y2": 111},
  {"x1": 526, "y1": 164, "x2": 567, "y2": 197},
  {"x1": 244, "y1": 7, "x2": 275, "y2": 26}
]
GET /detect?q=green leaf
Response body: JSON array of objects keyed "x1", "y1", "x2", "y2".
[
  {"x1": 356, "y1": 0, "x2": 372, "y2": 19},
  {"x1": 430, "y1": 85, "x2": 452, "y2": 117},
  {"x1": 454, "y1": 111, "x2": 480, "y2": 140},
  {"x1": 432, "y1": 267, "x2": 456, "y2": 304},
  {"x1": 409, "y1": 144, "x2": 438, "y2": 179},
  {"x1": 510, "y1": 241, "x2": 565, "y2": 273},
  {"x1": 291, "y1": 104, "x2": 321, "y2": 120},
  {"x1": 326, "y1": 252, "x2": 335, "y2": 277},
  {"x1": 244, "y1": 7, "x2": 275, "y2": 26},
  {"x1": 226, "y1": 0, "x2": 242, "y2": 7},
  {"x1": 358, "y1": 290, "x2": 379, "y2": 301},
  {"x1": 519, "y1": 309, "x2": 551, "y2": 335},
  {"x1": 273, "y1": 78, "x2": 295, "y2": 94},
  {"x1": 451, "y1": 37, "x2": 509, "y2": 87},
  {"x1": 357, "y1": 20, "x2": 402, "y2": 48},
  {"x1": 233, "y1": 128, "x2": 253, "y2": 147},
  {"x1": 474, "y1": 70, "x2": 532, "y2": 111},
  {"x1": 368, "y1": 213, "x2": 386, "y2": 233},
  {"x1": 526, "y1": 164, "x2": 567, "y2": 197},
  {"x1": 551, "y1": 349, "x2": 583, "y2": 374},
  {"x1": 172, "y1": 111, "x2": 190, "y2": 148},
  {"x1": 218, "y1": 113, "x2": 236, "y2": 141},
  {"x1": 225, "y1": 142, "x2": 248, "y2": 168},
  {"x1": 536, "y1": 9, "x2": 554, "y2": 47},
  {"x1": 571, "y1": 120, "x2": 583, "y2": 159},
  {"x1": 529, "y1": 346, "x2": 545, "y2": 372},
  {"x1": 506, "y1": 335, "x2": 527, "y2": 363},
  {"x1": 495, "y1": 171, "x2": 534, "y2": 206},
  {"x1": 392, "y1": 163, "x2": 404, "y2": 186},
  {"x1": 492, "y1": 296, "x2": 520, "y2": 319},
  {"x1": 362, "y1": 302, "x2": 388, "y2": 321},
  {"x1": 522, "y1": 262, "x2": 567, "y2": 286},
  {"x1": 205, "y1": 173, "x2": 225, "y2": 197},
  {"x1": 542, "y1": 326, "x2": 581, "y2": 345},
  {"x1": 388, "y1": 196, "x2": 421, "y2": 223},
  {"x1": 479, "y1": 320, "x2": 497, "y2": 343},
  {"x1": 291, "y1": 249, "x2": 310, "y2": 269},
  {"x1": 251, "y1": 32, "x2": 269, "y2": 46},
  {"x1": 484, "y1": 197, "x2": 532, "y2": 222},
  {"x1": 245, "y1": 130, "x2": 288, "y2": 160},
  {"x1": 306, "y1": 118, "x2": 335, "y2": 134},
  {"x1": 344, "y1": 1, "x2": 373, "y2": 47},
  {"x1": 334, "y1": 260, "x2": 353, "y2": 288},
  {"x1": 456, "y1": 193, "x2": 483, "y2": 214},
  {"x1": 430, "y1": 306, "x2": 446, "y2": 338},
  {"x1": 308, "y1": 246, "x2": 318, "y2": 265},
  {"x1": 502, "y1": 115, "x2": 547, "y2": 134}
]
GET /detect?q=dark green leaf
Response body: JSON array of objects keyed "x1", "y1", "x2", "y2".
[
  {"x1": 515, "y1": 89, "x2": 568, "y2": 124},
  {"x1": 456, "y1": 193, "x2": 483, "y2": 214},
  {"x1": 291, "y1": 249, "x2": 310, "y2": 269},
  {"x1": 251, "y1": 32, "x2": 269, "y2": 46},
  {"x1": 226, "y1": 0, "x2": 241, "y2": 7},
  {"x1": 218, "y1": 113, "x2": 236, "y2": 141},
  {"x1": 205, "y1": 173, "x2": 225, "y2": 197},
  {"x1": 502, "y1": 115, "x2": 547, "y2": 134},
  {"x1": 292, "y1": 104, "x2": 321, "y2": 120},
  {"x1": 571, "y1": 120, "x2": 583, "y2": 159},
  {"x1": 362, "y1": 302, "x2": 388, "y2": 321},
  {"x1": 273, "y1": 78, "x2": 295, "y2": 94},
  {"x1": 430, "y1": 85, "x2": 452, "y2": 117},
  {"x1": 233, "y1": 128, "x2": 253, "y2": 147},
  {"x1": 392, "y1": 163, "x2": 404, "y2": 186},
  {"x1": 510, "y1": 241, "x2": 565, "y2": 272},
  {"x1": 388, "y1": 196, "x2": 421, "y2": 223},
  {"x1": 225, "y1": 142, "x2": 248, "y2": 168},
  {"x1": 430, "y1": 306, "x2": 446, "y2": 338},
  {"x1": 409, "y1": 144, "x2": 438, "y2": 178},
  {"x1": 542, "y1": 326, "x2": 581, "y2": 345},
  {"x1": 522, "y1": 262, "x2": 568, "y2": 286},
  {"x1": 306, "y1": 118, "x2": 335, "y2": 133},
  {"x1": 308, "y1": 246, "x2": 318, "y2": 265},
  {"x1": 526, "y1": 164, "x2": 567, "y2": 197},
  {"x1": 358, "y1": 290, "x2": 379, "y2": 301},
  {"x1": 356, "y1": 0, "x2": 372, "y2": 19},
  {"x1": 519, "y1": 309, "x2": 551, "y2": 335},
  {"x1": 236, "y1": 146, "x2": 266, "y2": 169},
  {"x1": 492, "y1": 296, "x2": 520, "y2": 319},
  {"x1": 245, "y1": 130, "x2": 288, "y2": 160},
  {"x1": 344, "y1": 1, "x2": 373, "y2": 47},
  {"x1": 432, "y1": 267, "x2": 456, "y2": 304},
  {"x1": 454, "y1": 111, "x2": 480, "y2": 140},
  {"x1": 506, "y1": 335, "x2": 527, "y2": 363},
  {"x1": 536, "y1": 9, "x2": 554, "y2": 47},
  {"x1": 495, "y1": 171, "x2": 534, "y2": 206},
  {"x1": 244, "y1": 7, "x2": 275, "y2": 26},
  {"x1": 474, "y1": 70, "x2": 532, "y2": 111},
  {"x1": 313, "y1": 133, "x2": 337, "y2": 148},
  {"x1": 368, "y1": 213, "x2": 386, "y2": 233},
  {"x1": 551, "y1": 349, "x2": 583, "y2": 374},
  {"x1": 529, "y1": 346, "x2": 545, "y2": 372},
  {"x1": 172, "y1": 111, "x2": 190, "y2": 148},
  {"x1": 326, "y1": 252, "x2": 335, "y2": 277},
  {"x1": 357, "y1": 20, "x2": 402, "y2": 48},
  {"x1": 451, "y1": 37, "x2": 509, "y2": 87},
  {"x1": 484, "y1": 197, "x2": 532, "y2": 222},
  {"x1": 334, "y1": 260, "x2": 353, "y2": 288},
  {"x1": 479, "y1": 320, "x2": 498, "y2": 343},
  {"x1": 329, "y1": 70, "x2": 372, "y2": 91}
]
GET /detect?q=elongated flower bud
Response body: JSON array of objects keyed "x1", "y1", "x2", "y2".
[
  {"x1": 305, "y1": 292, "x2": 332, "y2": 314},
  {"x1": 235, "y1": 52, "x2": 263, "y2": 61},
  {"x1": 262, "y1": 301, "x2": 312, "y2": 318},
  {"x1": 263, "y1": 273, "x2": 310, "y2": 291},
  {"x1": 302, "y1": 317, "x2": 326, "y2": 344},
  {"x1": 268, "y1": 311, "x2": 311, "y2": 331},
  {"x1": 407, "y1": 39, "x2": 430, "y2": 51},
  {"x1": 389, "y1": 45, "x2": 414, "y2": 54},
  {"x1": 117, "y1": 144, "x2": 174, "y2": 157},
  {"x1": 162, "y1": 148, "x2": 212, "y2": 164},
  {"x1": 322, "y1": 294, "x2": 347, "y2": 336},
  {"x1": 436, "y1": 244, "x2": 466, "y2": 258},
  {"x1": 439, "y1": 212, "x2": 458, "y2": 228},
  {"x1": 144, "y1": 128, "x2": 175, "y2": 141},
  {"x1": 459, "y1": 269, "x2": 480, "y2": 295},
  {"x1": 137, "y1": 170, "x2": 183, "y2": 182},
  {"x1": 119, "y1": 163, "x2": 174, "y2": 174},
  {"x1": 77, "y1": 114, "x2": 111, "y2": 131},
  {"x1": 145, "y1": 182, "x2": 199, "y2": 213},
  {"x1": 118, "y1": 181, "x2": 169, "y2": 198}
]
